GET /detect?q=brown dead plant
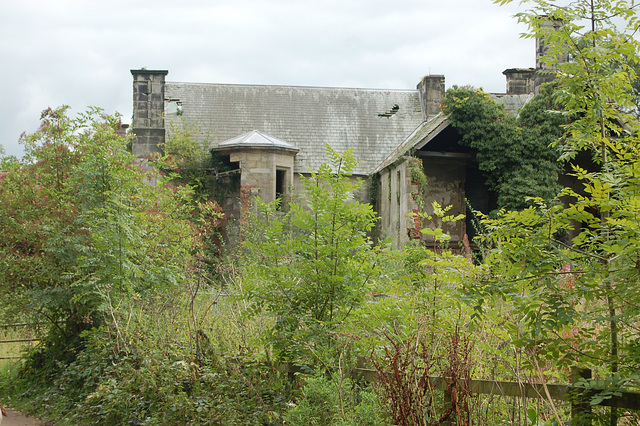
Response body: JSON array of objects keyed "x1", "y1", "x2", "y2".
[{"x1": 373, "y1": 330, "x2": 474, "y2": 425}]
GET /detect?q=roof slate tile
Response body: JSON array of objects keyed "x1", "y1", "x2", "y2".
[{"x1": 165, "y1": 82, "x2": 424, "y2": 175}]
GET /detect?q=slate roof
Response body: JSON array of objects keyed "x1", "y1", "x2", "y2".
[
  {"x1": 491, "y1": 93, "x2": 535, "y2": 117},
  {"x1": 373, "y1": 113, "x2": 450, "y2": 174},
  {"x1": 165, "y1": 82, "x2": 425, "y2": 175}
]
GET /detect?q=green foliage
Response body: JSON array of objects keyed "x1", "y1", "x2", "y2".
[
  {"x1": 157, "y1": 120, "x2": 229, "y2": 277},
  {"x1": 470, "y1": 149, "x2": 640, "y2": 399},
  {"x1": 70, "y1": 332, "x2": 287, "y2": 424},
  {"x1": 407, "y1": 156, "x2": 427, "y2": 188},
  {"x1": 498, "y1": 0, "x2": 640, "y2": 162},
  {"x1": 243, "y1": 145, "x2": 380, "y2": 363},
  {"x1": 0, "y1": 145, "x2": 20, "y2": 171},
  {"x1": 442, "y1": 87, "x2": 519, "y2": 195},
  {"x1": 471, "y1": 4, "x2": 640, "y2": 424},
  {"x1": 0, "y1": 156, "x2": 19, "y2": 172},
  {"x1": 2, "y1": 119, "x2": 589, "y2": 423},
  {"x1": 2, "y1": 289, "x2": 292, "y2": 425},
  {"x1": 628, "y1": 59, "x2": 640, "y2": 117},
  {"x1": 158, "y1": 118, "x2": 216, "y2": 202},
  {"x1": 442, "y1": 85, "x2": 566, "y2": 211},
  {"x1": 406, "y1": 156, "x2": 427, "y2": 210},
  {"x1": 284, "y1": 375, "x2": 390, "y2": 426},
  {"x1": 0, "y1": 106, "x2": 199, "y2": 374}
]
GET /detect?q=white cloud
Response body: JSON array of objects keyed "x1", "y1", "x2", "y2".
[{"x1": 0, "y1": 0, "x2": 533, "y2": 158}]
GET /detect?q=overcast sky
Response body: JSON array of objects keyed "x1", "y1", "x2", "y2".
[{"x1": 1, "y1": 0, "x2": 534, "y2": 158}]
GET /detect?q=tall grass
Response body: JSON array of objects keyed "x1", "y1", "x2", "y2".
[{"x1": 0, "y1": 324, "x2": 35, "y2": 366}]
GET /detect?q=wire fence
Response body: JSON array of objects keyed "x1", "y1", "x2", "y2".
[{"x1": 0, "y1": 322, "x2": 40, "y2": 360}]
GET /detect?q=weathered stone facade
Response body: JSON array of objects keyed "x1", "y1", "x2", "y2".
[
  {"x1": 213, "y1": 130, "x2": 298, "y2": 219},
  {"x1": 417, "y1": 75, "x2": 445, "y2": 121},
  {"x1": 377, "y1": 159, "x2": 414, "y2": 248}
]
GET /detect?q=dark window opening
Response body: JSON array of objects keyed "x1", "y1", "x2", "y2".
[
  {"x1": 276, "y1": 169, "x2": 286, "y2": 199},
  {"x1": 464, "y1": 161, "x2": 495, "y2": 243},
  {"x1": 210, "y1": 152, "x2": 239, "y2": 176}
]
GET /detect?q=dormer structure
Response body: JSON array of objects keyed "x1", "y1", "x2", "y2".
[{"x1": 213, "y1": 130, "x2": 298, "y2": 205}]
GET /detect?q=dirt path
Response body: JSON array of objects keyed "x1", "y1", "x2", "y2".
[{"x1": 2, "y1": 408, "x2": 42, "y2": 426}]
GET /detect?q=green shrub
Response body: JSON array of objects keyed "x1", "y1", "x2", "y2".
[{"x1": 284, "y1": 374, "x2": 390, "y2": 426}]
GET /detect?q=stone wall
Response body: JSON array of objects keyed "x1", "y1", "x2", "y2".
[
  {"x1": 376, "y1": 159, "x2": 414, "y2": 249},
  {"x1": 226, "y1": 148, "x2": 295, "y2": 222},
  {"x1": 503, "y1": 68, "x2": 536, "y2": 95},
  {"x1": 421, "y1": 158, "x2": 466, "y2": 244},
  {"x1": 375, "y1": 156, "x2": 470, "y2": 249}
]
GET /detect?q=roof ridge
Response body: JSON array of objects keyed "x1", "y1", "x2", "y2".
[{"x1": 167, "y1": 80, "x2": 418, "y2": 93}]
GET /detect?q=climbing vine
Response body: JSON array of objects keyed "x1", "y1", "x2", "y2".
[
  {"x1": 407, "y1": 156, "x2": 428, "y2": 188},
  {"x1": 442, "y1": 85, "x2": 567, "y2": 211},
  {"x1": 407, "y1": 156, "x2": 427, "y2": 210}
]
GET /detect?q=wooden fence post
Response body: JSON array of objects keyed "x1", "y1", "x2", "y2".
[
  {"x1": 442, "y1": 387, "x2": 452, "y2": 426},
  {"x1": 571, "y1": 367, "x2": 592, "y2": 425}
]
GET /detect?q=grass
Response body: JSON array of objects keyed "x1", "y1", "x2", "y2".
[
  {"x1": 0, "y1": 275, "x2": 615, "y2": 424},
  {"x1": 0, "y1": 335, "x2": 29, "y2": 416},
  {"x1": 0, "y1": 324, "x2": 36, "y2": 367}
]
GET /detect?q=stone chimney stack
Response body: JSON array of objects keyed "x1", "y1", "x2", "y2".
[
  {"x1": 503, "y1": 68, "x2": 536, "y2": 94},
  {"x1": 417, "y1": 75, "x2": 445, "y2": 121},
  {"x1": 535, "y1": 19, "x2": 569, "y2": 93},
  {"x1": 130, "y1": 69, "x2": 168, "y2": 157}
]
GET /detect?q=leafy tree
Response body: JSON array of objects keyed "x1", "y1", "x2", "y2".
[
  {"x1": 0, "y1": 106, "x2": 199, "y2": 370},
  {"x1": 243, "y1": 146, "x2": 379, "y2": 363},
  {"x1": 240, "y1": 147, "x2": 384, "y2": 424},
  {"x1": 0, "y1": 155, "x2": 20, "y2": 172},
  {"x1": 498, "y1": 0, "x2": 640, "y2": 161},
  {"x1": 477, "y1": 1, "x2": 640, "y2": 422},
  {"x1": 157, "y1": 119, "x2": 227, "y2": 276}
]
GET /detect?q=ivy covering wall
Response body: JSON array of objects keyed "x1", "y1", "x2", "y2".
[{"x1": 442, "y1": 85, "x2": 568, "y2": 211}]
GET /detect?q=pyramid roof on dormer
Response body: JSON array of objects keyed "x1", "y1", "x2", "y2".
[{"x1": 216, "y1": 130, "x2": 299, "y2": 153}]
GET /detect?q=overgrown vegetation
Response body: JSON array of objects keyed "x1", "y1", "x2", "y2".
[
  {"x1": 0, "y1": 106, "x2": 199, "y2": 374},
  {"x1": 242, "y1": 146, "x2": 379, "y2": 364},
  {"x1": 159, "y1": 119, "x2": 216, "y2": 202},
  {"x1": 442, "y1": 84, "x2": 566, "y2": 211},
  {"x1": 156, "y1": 118, "x2": 228, "y2": 275},
  {"x1": 1, "y1": 0, "x2": 640, "y2": 424}
]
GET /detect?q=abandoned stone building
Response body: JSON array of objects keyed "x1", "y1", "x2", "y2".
[{"x1": 130, "y1": 34, "x2": 559, "y2": 248}]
